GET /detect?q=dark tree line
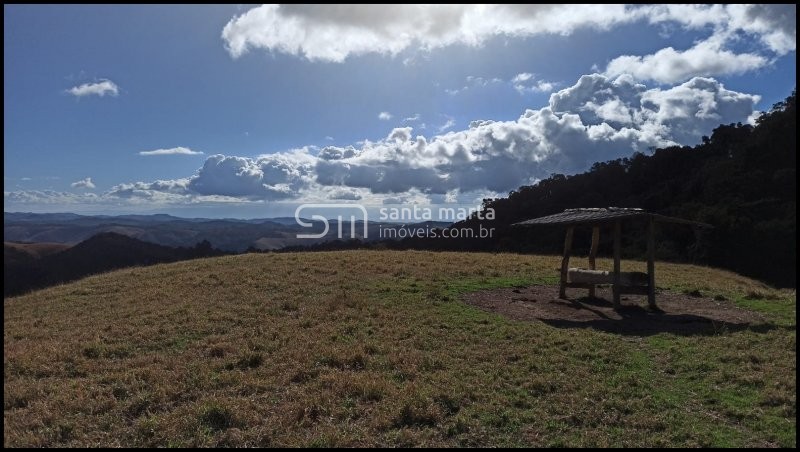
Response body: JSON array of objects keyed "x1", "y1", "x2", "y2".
[
  {"x1": 407, "y1": 90, "x2": 796, "y2": 287},
  {"x1": 294, "y1": 90, "x2": 796, "y2": 287}
]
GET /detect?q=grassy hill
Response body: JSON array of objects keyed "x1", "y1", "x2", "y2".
[
  {"x1": 3, "y1": 233, "x2": 226, "y2": 297},
  {"x1": 3, "y1": 251, "x2": 795, "y2": 447},
  {"x1": 4, "y1": 242, "x2": 71, "y2": 261}
]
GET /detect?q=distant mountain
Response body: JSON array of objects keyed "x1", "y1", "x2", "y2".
[
  {"x1": 3, "y1": 213, "x2": 453, "y2": 252},
  {"x1": 4, "y1": 241, "x2": 71, "y2": 262},
  {"x1": 3, "y1": 232, "x2": 226, "y2": 297},
  {"x1": 4, "y1": 212, "x2": 85, "y2": 223}
]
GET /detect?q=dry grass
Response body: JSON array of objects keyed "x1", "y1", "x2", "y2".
[{"x1": 3, "y1": 251, "x2": 796, "y2": 447}]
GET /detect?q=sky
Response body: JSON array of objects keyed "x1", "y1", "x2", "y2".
[{"x1": 3, "y1": 4, "x2": 796, "y2": 218}]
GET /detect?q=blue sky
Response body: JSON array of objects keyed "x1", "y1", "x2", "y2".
[{"x1": 4, "y1": 4, "x2": 796, "y2": 218}]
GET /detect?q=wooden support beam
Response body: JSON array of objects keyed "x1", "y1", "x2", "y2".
[
  {"x1": 647, "y1": 217, "x2": 657, "y2": 309},
  {"x1": 612, "y1": 220, "x2": 621, "y2": 309},
  {"x1": 559, "y1": 226, "x2": 574, "y2": 299},
  {"x1": 588, "y1": 226, "x2": 600, "y2": 298}
]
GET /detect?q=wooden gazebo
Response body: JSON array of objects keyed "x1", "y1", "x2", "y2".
[{"x1": 513, "y1": 208, "x2": 710, "y2": 309}]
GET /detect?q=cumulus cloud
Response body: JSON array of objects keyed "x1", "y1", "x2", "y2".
[
  {"x1": 319, "y1": 145, "x2": 357, "y2": 160},
  {"x1": 71, "y1": 177, "x2": 96, "y2": 189},
  {"x1": 730, "y1": 4, "x2": 796, "y2": 55},
  {"x1": 222, "y1": 5, "x2": 794, "y2": 76},
  {"x1": 186, "y1": 152, "x2": 315, "y2": 200},
  {"x1": 14, "y1": 73, "x2": 759, "y2": 209},
  {"x1": 123, "y1": 75, "x2": 757, "y2": 201},
  {"x1": 107, "y1": 179, "x2": 191, "y2": 200},
  {"x1": 535, "y1": 81, "x2": 556, "y2": 92},
  {"x1": 221, "y1": 5, "x2": 645, "y2": 62},
  {"x1": 604, "y1": 36, "x2": 768, "y2": 84},
  {"x1": 103, "y1": 149, "x2": 317, "y2": 202},
  {"x1": 316, "y1": 74, "x2": 757, "y2": 196},
  {"x1": 223, "y1": 5, "x2": 793, "y2": 85},
  {"x1": 378, "y1": 111, "x2": 393, "y2": 121},
  {"x1": 642, "y1": 4, "x2": 796, "y2": 56},
  {"x1": 512, "y1": 73, "x2": 558, "y2": 94},
  {"x1": 139, "y1": 146, "x2": 204, "y2": 156},
  {"x1": 67, "y1": 79, "x2": 119, "y2": 97},
  {"x1": 603, "y1": 4, "x2": 795, "y2": 83},
  {"x1": 549, "y1": 74, "x2": 758, "y2": 145}
]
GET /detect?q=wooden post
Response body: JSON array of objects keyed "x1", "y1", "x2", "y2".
[
  {"x1": 559, "y1": 226, "x2": 574, "y2": 299},
  {"x1": 647, "y1": 217, "x2": 656, "y2": 309},
  {"x1": 588, "y1": 226, "x2": 600, "y2": 298},
  {"x1": 612, "y1": 220, "x2": 621, "y2": 309}
]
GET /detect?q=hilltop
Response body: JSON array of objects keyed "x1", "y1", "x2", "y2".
[
  {"x1": 3, "y1": 233, "x2": 225, "y2": 297},
  {"x1": 4, "y1": 251, "x2": 795, "y2": 447}
]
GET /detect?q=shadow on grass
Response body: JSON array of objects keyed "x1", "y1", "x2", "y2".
[
  {"x1": 541, "y1": 296, "x2": 787, "y2": 336},
  {"x1": 463, "y1": 285, "x2": 791, "y2": 337}
]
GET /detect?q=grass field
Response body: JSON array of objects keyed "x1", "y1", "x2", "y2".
[{"x1": 3, "y1": 251, "x2": 796, "y2": 447}]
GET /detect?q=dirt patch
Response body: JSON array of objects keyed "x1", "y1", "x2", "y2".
[{"x1": 463, "y1": 285, "x2": 768, "y2": 335}]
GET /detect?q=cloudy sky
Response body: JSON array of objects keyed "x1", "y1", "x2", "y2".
[{"x1": 4, "y1": 4, "x2": 796, "y2": 217}]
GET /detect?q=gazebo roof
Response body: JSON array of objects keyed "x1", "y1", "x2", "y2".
[{"x1": 512, "y1": 208, "x2": 711, "y2": 227}]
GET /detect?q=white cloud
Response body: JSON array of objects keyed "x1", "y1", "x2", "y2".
[
  {"x1": 317, "y1": 75, "x2": 756, "y2": 195},
  {"x1": 602, "y1": 4, "x2": 795, "y2": 83},
  {"x1": 185, "y1": 151, "x2": 316, "y2": 200},
  {"x1": 604, "y1": 37, "x2": 768, "y2": 84},
  {"x1": 643, "y1": 4, "x2": 796, "y2": 56},
  {"x1": 437, "y1": 118, "x2": 456, "y2": 133},
  {"x1": 67, "y1": 79, "x2": 119, "y2": 97},
  {"x1": 5, "y1": 190, "x2": 100, "y2": 204},
  {"x1": 512, "y1": 73, "x2": 558, "y2": 94},
  {"x1": 71, "y1": 177, "x2": 96, "y2": 189},
  {"x1": 535, "y1": 81, "x2": 556, "y2": 92},
  {"x1": 221, "y1": 5, "x2": 643, "y2": 62},
  {"x1": 107, "y1": 178, "x2": 191, "y2": 199},
  {"x1": 103, "y1": 149, "x2": 317, "y2": 202},
  {"x1": 404, "y1": 114, "x2": 421, "y2": 122},
  {"x1": 223, "y1": 5, "x2": 793, "y2": 86},
  {"x1": 221, "y1": 5, "x2": 794, "y2": 73},
  {"x1": 328, "y1": 188, "x2": 362, "y2": 201},
  {"x1": 13, "y1": 73, "x2": 760, "y2": 209},
  {"x1": 124, "y1": 75, "x2": 757, "y2": 202},
  {"x1": 378, "y1": 111, "x2": 393, "y2": 121},
  {"x1": 139, "y1": 146, "x2": 204, "y2": 156},
  {"x1": 729, "y1": 4, "x2": 796, "y2": 55},
  {"x1": 512, "y1": 73, "x2": 533, "y2": 83}
]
